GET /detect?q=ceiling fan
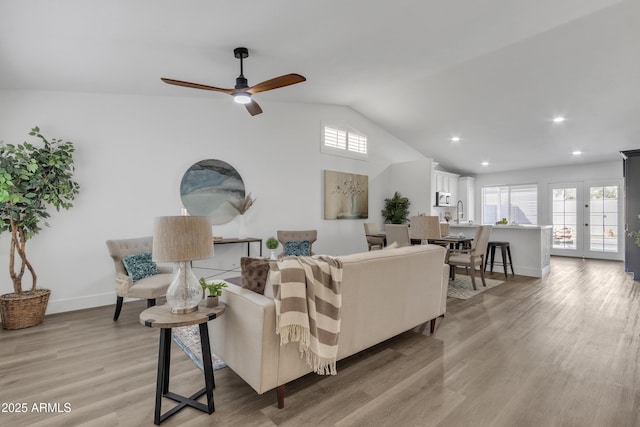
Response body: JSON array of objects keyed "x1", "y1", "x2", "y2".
[{"x1": 161, "y1": 47, "x2": 306, "y2": 116}]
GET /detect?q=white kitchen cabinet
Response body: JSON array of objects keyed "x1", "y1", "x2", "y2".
[{"x1": 432, "y1": 170, "x2": 459, "y2": 206}]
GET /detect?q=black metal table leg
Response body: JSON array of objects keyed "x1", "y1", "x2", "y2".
[
  {"x1": 155, "y1": 328, "x2": 171, "y2": 425},
  {"x1": 153, "y1": 326, "x2": 216, "y2": 425},
  {"x1": 199, "y1": 322, "x2": 216, "y2": 414}
]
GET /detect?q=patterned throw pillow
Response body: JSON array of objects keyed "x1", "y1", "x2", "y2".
[
  {"x1": 241, "y1": 257, "x2": 270, "y2": 295},
  {"x1": 122, "y1": 252, "x2": 159, "y2": 281},
  {"x1": 284, "y1": 240, "x2": 311, "y2": 256}
]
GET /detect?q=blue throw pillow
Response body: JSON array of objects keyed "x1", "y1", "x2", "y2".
[
  {"x1": 284, "y1": 240, "x2": 311, "y2": 256},
  {"x1": 122, "y1": 252, "x2": 159, "y2": 281}
]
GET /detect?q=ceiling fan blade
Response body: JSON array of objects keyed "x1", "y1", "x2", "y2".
[
  {"x1": 245, "y1": 100, "x2": 263, "y2": 116},
  {"x1": 161, "y1": 78, "x2": 234, "y2": 95},
  {"x1": 247, "y1": 74, "x2": 306, "y2": 94}
]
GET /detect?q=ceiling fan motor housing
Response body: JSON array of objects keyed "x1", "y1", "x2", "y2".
[{"x1": 235, "y1": 77, "x2": 248, "y2": 89}]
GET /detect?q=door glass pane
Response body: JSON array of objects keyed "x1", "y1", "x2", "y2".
[
  {"x1": 552, "y1": 187, "x2": 577, "y2": 250},
  {"x1": 589, "y1": 186, "x2": 618, "y2": 253}
]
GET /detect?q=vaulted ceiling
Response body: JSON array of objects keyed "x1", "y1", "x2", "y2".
[{"x1": 1, "y1": 0, "x2": 638, "y2": 174}]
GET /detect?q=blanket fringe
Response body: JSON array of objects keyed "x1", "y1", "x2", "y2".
[
  {"x1": 304, "y1": 350, "x2": 337, "y2": 376},
  {"x1": 277, "y1": 324, "x2": 310, "y2": 348}
]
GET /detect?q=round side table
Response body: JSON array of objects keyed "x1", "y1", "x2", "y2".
[{"x1": 140, "y1": 303, "x2": 225, "y2": 425}]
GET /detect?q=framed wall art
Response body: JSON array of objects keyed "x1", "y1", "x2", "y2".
[{"x1": 324, "y1": 170, "x2": 368, "y2": 220}]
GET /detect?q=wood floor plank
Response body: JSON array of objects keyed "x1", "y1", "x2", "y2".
[{"x1": 1, "y1": 257, "x2": 638, "y2": 426}]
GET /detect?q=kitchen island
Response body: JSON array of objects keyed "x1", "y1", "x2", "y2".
[{"x1": 448, "y1": 224, "x2": 552, "y2": 277}]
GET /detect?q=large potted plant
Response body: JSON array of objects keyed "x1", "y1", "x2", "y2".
[
  {"x1": 0, "y1": 127, "x2": 80, "y2": 329},
  {"x1": 381, "y1": 191, "x2": 411, "y2": 224}
]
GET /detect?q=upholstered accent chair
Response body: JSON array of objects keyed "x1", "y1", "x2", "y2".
[
  {"x1": 277, "y1": 230, "x2": 317, "y2": 257},
  {"x1": 363, "y1": 222, "x2": 384, "y2": 250},
  {"x1": 384, "y1": 224, "x2": 411, "y2": 247},
  {"x1": 106, "y1": 236, "x2": 173, "y2": 321},
  {"x1": 446, "y1": 225, "x2": 493, "y2": 289},
  {"x1": 409, "y1": 216, "x2": 442, "y2": 244}
]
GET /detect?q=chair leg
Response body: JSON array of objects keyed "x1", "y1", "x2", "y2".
[
  {"x1": 147, "y1": 299, "x2": 156, "y2": 308},
  {"x1": 113, "y1": 296, "x2": 124, "y2": 321},
  {"x1": 480, "y1": 256, "x2": 487, "y2": 287},
  {"x1": 507, "y1": 245, "x2": 515, "y2": 275},
  {"x1": 500, "y1": 246, "x2": 508, "y2": 279},
  {"x1": 470, "y1": 262, "x2": 477, "y2": 290},
  {"x1": 489, "y1": 246, "x2": 496, "y2": 272}
]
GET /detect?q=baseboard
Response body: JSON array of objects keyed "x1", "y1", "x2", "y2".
[{"x1": 45, "y1": 292, "x2": 116, "y2": 315}]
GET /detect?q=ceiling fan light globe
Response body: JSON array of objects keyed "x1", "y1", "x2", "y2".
[{"x1": 234, "y1": 93, "x2": 252, "y2": 104}]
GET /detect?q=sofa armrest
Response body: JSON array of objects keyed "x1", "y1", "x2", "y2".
[{"x1": 208, "y1": 282, "x2": 280, "y2": 394}]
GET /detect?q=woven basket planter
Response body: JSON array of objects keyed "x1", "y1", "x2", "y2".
[{"x1": 0, "y1": 289, "x2": 50, "y2": 330}]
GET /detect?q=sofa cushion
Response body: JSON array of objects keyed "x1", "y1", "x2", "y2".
[
  {"x1": 241, "y1": 257, "x2": 270, "y2": 295},
  {"x1": 284, "y1": 240, "x2": 310, "y2": 256},
  {"x1": 122, "y1": 252, "x2": 159, "y2": 281}
]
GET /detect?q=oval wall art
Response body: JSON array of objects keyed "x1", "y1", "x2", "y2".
[{"x1": 180, "y1": 159, "x2": 245, "y2": 225}]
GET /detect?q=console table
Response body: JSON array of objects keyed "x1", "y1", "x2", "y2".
[
  {"x1": 140, "y1": 303, "x2": 226, "y2": 425},
  {"x1": 213, "y1": 237, "x2": 262, "y2": 257}
]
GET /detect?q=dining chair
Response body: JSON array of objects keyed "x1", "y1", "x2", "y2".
[
  {"x1": 409, "y1": 216, "x2": 441, "y2": 244},
  {"x1": 446, "y1": 225, "x2": 493, "y2": 289},
  {"x1": 384, "y1": 224, "x2": 411, "y2": 247},
  {"x1": 363, "y1": 222, "x2": 384, "y2": 250}
]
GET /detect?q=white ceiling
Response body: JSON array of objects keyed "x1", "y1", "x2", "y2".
[{"x1": 1, "y1": 0, "x2": 638, "y2": 174}]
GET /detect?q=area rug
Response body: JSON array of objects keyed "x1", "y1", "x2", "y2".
[
  {"x1": 447, "y1": 275, "x2": 505, "y2": 300},
  {"x1": 172, "y1": 325, "x2": 227, "y2": 372}
]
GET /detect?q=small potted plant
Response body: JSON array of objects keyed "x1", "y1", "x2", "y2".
[
  {"x1": 199, "y1": 278, "x2": 228, "y2": 307},
  {"x1": 266, "y1": 237, "x2": 279, "y2": 260}
]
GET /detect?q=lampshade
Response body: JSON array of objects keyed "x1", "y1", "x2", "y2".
[
  {"x1": 152, "y1": 216, "x2": 213, "y2": 262},
  {"x1": 152, "y1": 216, "x2": 213, "y2": 314}
]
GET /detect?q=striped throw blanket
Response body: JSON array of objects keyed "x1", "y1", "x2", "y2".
[{"x1": 270, "y1": 255, "x2": 343, "y2": 375}]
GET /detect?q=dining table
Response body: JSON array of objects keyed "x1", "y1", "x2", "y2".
[{"x1": 366, "y1": 233, "x2": 473, "y2": 250}]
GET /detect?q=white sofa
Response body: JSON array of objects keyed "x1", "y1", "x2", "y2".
[{"x1": 208, "y1": 244, "x2": 448, "y2": 407}]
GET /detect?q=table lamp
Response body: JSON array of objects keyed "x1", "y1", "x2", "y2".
[{"x1": 153, "y1": 216, "x2": 213, "y2": 314}]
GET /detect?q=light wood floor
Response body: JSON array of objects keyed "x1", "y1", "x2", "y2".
[{"x1": 1, "y1": 257, "x2": 639, "y2": 427}]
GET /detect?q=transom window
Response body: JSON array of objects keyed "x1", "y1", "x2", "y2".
[
  {"x1": 321, "y1": 123, "x2": 368, "y2": 159},
  {"x1": 482, "y1": 184, "x2": 538, "y2": 225}
]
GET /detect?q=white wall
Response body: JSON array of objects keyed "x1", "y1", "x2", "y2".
[
  {"x1": 473, "y1": 160, "x2": 622, "y2": 226},
  {"x1": 0, "y1": 90, "x2": 424, "y2": 315}
]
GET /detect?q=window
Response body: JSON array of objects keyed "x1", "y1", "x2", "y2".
[
  {"x1": 482, "y1": 184, "x2": 538, "y2": 225},
  {"x1": 321, "y1": 123, "x2": 368, "y2": 159}
]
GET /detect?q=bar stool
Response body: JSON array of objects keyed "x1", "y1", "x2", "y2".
[{"x1": 485, "y1": 241, "x2": 514, "y2": 278}]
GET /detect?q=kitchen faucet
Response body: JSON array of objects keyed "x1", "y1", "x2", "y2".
[{"x1": 456, "y1": 200, "x2": 464, "y2": 224}]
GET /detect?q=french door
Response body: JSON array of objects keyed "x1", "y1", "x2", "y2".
[{"x1": 550, "y1": 180, "x2": 623, "y2": 260}]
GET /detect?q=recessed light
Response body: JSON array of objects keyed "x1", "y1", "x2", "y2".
[
  {"x1": 481, "y1": 161, "x2": 489, "y2": 166},
  {"x1": 572, "y1": 151, "x2": 582, "y2": 155},
  {"x1": 552, "y1": 116, "x2": 566, "y2": 123},
  {"x1": 450, "y1": 136, "x2": 461, "y2": 142}
]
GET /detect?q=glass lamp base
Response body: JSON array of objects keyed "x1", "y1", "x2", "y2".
[{"x1": 166, "y1": 261, "x2": 202, "y2": 314}]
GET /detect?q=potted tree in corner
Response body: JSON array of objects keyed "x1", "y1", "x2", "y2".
[
  {"x1": 381, "y1": 191, "x2": 411, "y2": 224},
  {"x1": 0, "y1": 127, "x2": 80, "y2": 329}
]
